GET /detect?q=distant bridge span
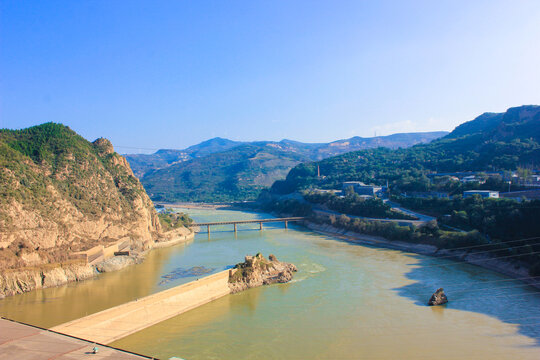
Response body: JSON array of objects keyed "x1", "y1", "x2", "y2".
[{"x1": 189, "y1": 217, "x2": 306, "y2": 233}]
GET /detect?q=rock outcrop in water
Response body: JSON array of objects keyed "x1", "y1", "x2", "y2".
[
  {"x1": 428, "y1": 288, "x2": 448, "y2": 306},
  {"x1": 228, "y1": 253, "x2": 297, "y2": 293}
]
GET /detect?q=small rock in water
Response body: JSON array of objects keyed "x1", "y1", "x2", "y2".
[{"x1": 428, "y1": 288, "x2": 448, "y2": 306}]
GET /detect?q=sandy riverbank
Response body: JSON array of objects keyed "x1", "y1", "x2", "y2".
[
  {"x1": 305, "y1": 221, "x2": 540, "y2": 290},
  {"x1": 156, "y1": 201, "x2": 255, "y2": 211}
]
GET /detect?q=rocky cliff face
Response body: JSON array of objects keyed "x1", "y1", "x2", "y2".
[
  {"x1": 0, "y1": 264, "x2": 97, "y2": 298},
  {"x1": 228, "y1": 253, "x2": 297, "y2": 293},
  {"x1": 0, "y1": 123, "x2": 163, "y2": 277}
]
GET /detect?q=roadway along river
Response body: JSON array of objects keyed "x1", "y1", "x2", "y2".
[{"x1": 1, "y1": 208, "x2": 540, "y2": 359}]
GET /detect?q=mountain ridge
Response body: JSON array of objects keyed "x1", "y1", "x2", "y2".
[
  {"x1": 270, "y1": 105, "x2": 540, "y2": 195},
  {"x1": 131, "y1": 131, "x2": 448, "y2": 202}
]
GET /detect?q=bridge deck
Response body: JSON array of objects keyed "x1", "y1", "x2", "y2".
[{"x1": 190, "y1": 217, "x2": 305, "y2": 226}]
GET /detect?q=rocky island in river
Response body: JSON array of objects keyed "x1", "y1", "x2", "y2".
[{"x1": 228, "y1": 253, "x2": 297, "y2": 293}]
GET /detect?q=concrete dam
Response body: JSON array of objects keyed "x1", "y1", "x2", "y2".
[{"x1": 51, "y1": 270, "x2": 232, "y2": 344}]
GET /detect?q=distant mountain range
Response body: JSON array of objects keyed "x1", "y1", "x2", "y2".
[
  {"x1": 126, "y1": 131, "x2": 448, "y2": 202},
  {"x1": 271, "y1": 105, "x2": 540, "y2": 195}
]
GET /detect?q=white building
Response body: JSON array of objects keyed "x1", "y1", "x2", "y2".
[
  {"x1": 461, "y1": 175, "x2": 486, "y2": 184},
  {"x1": 463, "y1": 190, "x2": 499, "y2": 199},
  {"x1": 342, "y1": 181, "x2": 385, "y2": 196}
]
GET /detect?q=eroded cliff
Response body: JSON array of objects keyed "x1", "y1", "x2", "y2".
[{"x1": 0, "y1": 123, "x2": 176, "y2": 297}]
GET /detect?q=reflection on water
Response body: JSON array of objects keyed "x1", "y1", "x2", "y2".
[
  {"x1": 2, "y1": 208, "x2": 540, "y2": 359},
  {"x1": 158, "y1": 266, "x2": 216, "y2": 285}
]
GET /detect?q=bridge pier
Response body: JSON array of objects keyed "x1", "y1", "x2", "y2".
[
  {"x1": 207, "y1": 225, "x2": 210, "y2": 234},
  {"x1": 234, "y1": 223, "x2": 237, "y2": 233},
  {"x1": 259, "y1": 222, "x2": 263, "y2": 231},
  {"x1": 284, "y1": 221, "x2": 288, "y2": 229}
]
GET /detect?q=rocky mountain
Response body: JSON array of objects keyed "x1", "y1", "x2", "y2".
[
  {"x1": 129, "y1": 131, "x2": 447, "y2": 202},
  {"x1": 0, "y1": 123, "x2": 163, "y2": 271},
  {"x1": 447, "y1": 105, "x2": 540, "y2": 141},
  {"x1": 126, "y1": 149, "x2": 190, "y2": 178},
  {"x1": 315, "y1": 132, "x2": 449, "y2": 158},
  {"x1": 126, "y1": 137, "x2": 244, "y2": 178},
  {"x1": 183, "y1": 137, "x2": 243, "y2": 158},
  {"x1": 271, "y1": 105, "x2": 540, "y2": 195}
]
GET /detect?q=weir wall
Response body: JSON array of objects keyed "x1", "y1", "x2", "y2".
[
  {"x1": 51, "y1": 270, "x2": 232, "y2": 344},
  {"x1": 152, "y1": 232, "x2": 194, "y2": 249},
  {"x1": 70, "y1": 237, "x2": 132, "y2": 265}
]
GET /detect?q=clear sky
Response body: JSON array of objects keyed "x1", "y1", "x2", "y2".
[{"x1": 1, "y1": 1, "x2": 540, "y2": 153}]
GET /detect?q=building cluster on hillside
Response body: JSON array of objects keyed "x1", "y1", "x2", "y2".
[
  {"x1": 427, "y1": 171, "x2": 540, "y2": 186},
  {"x1": 342, "y1": 181, "x2": 387, "y2": 197},
  {"x1": 314, "y1": 173, "x2": 540, "y2": 202},
  {"x1": 400, "y1": 191, "x2": 450, "y2": 199}
]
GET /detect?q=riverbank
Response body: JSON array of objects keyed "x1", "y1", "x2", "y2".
[
  {"x1": 305, "y1": 221, "x2": 540, "y2": 290},
  {"x1": 0, "y1": 230, "x2": 195, "y2": 299},
  {"x1": 156, "y1": 201, "x2": 256, "y2": 212}
]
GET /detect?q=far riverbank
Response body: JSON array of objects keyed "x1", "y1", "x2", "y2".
[
  {"x1": 304, "y1": 221, "x2": 540, "y2": 290},
  {"x1": 156, "y1": 201, "x2": 258, "y2": 211}
]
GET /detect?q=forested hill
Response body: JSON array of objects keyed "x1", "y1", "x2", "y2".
[
  {"x1": 271, "y1": 105, "x2": 540, "y2": 194},
  {"x1": 134, "y1": 131, "x2": 447, "y2": 202},
  {"x1": 0, "y1": 123, "x2": 162, "y2": 270},
  {"x1": 142, "y1": 144, "x2": 307, "y2": 202}
]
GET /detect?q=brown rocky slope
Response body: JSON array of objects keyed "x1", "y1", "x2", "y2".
[{"x1": 0, "y1": 123, "x2": 185, "y2": 297}]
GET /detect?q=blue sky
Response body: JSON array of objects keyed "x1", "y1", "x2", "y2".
[{"x1": 1, "y1": 1, "x2": 540, "y2": 153}]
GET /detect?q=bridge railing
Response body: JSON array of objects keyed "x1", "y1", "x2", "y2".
[{"x1": 190, "y1": 217, "x2": 305, "y2": 233}]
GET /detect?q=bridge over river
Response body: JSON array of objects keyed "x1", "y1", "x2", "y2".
[{"x1": 189, "y1": 217, "x2": 306, "y2": 233}]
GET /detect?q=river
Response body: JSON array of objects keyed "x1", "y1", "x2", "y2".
[{"x1": 1, "y1": 208, "x2": 540, "y2": 359}]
